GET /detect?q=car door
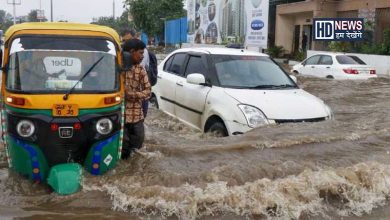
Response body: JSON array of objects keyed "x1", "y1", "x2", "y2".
[
  {"x1": 157, "y1": 53, "x2": 187, "y2": 116},
  {"x1": 175, "y1": 54, "x2": 212, "y2": 129},
  {"x1": 317, "y1": 55, "x2": 334, "y2": 78},
  {"x1": 300, "y1": 55, "x2": 321, "y2": 76}
]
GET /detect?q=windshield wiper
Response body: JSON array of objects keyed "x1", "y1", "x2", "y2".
[
  {"x1": 270, "y1": 84, "x2": 297, "y2": 89},
  {"x1": 63, "y1": 56, "x2": 104, "y2": 100},
  {"x1": 248, "y1": 85, "x2": 278, "y2": 89},
  {"x1": 249, "y1": 84, "x2": 296, "y2": 89}
]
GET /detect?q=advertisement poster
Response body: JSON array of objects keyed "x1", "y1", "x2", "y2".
[
  {"x1": 188, "y1": 0, "x2": 221, "y2": 44},
  {"x1": 245, "y1": 0, "x2": 269, "y2": 48},
  {"x1": 187, "y1": 0, "x2": 269, "y2": 49}
]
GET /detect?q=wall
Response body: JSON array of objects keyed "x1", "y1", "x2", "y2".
[
  {"x1": 307, "y1": 50, "x2": 390, "y2": 76},
  {"x1": 165, "y1": 17, "x2": 187, "y2": 45}
]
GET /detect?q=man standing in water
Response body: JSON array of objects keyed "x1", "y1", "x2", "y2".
[
  {"x1": 120, "y1": 29, "x2": 151, "y2": 117},
  {"x1": 121, "y1": 39, "x2": 151, "y2": 159}
]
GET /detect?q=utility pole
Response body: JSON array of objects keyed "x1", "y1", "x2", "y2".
[
  {"x1": 51, "y1": 0, "x2": 53, "y2": 22},
  {"x1": 7, "y1": 0, "x2": 21, "y2": 25},
  {"x1": 113, "y1": 0, "x2": 115, "y2": 19}
]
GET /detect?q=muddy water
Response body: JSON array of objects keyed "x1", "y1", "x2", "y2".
[{"x1": 0, "y1": 76, "x2": 390, "y2": 220}]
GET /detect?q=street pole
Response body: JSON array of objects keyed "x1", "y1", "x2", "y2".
[
  {"x1": 7, "y1": 0, "x2": 21, "y2": 24},
  {"x1": 164, "y1": 19, "x2": 167, "y2": 48},
  {"x1": 13, "y1": 0, "x2": 16, "y2": 24},
  {"x1": 39, "y1": 0, "x2": 42, "y2": 22},
  {"x1": 50, "y1": 0, "x2": 53, "y2": 22},
  {"x1": 113, "y1": 0, "x2": 115, "y2": 19}
]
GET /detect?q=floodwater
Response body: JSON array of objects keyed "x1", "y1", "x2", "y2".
[{"x1": 0, "y1": 76, "x2": 390, "y2": 220}]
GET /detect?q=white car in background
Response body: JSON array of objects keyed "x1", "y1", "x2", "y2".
[
  {"x1": 292, "y1": 53, "x2": 377, "y2": 80},
  {"x1": 151, "y1": 48, "x2": 333, "y2": 136}
]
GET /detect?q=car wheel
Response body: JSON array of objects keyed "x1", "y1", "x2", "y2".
[
  {"x1": 326, "y1": 75, "x2": 334, "y2": 79},
  {"x1": 208, "y1": 121, "x2": 228, "y2": 137},
  {"x1": 149, "y1": 94, "x2": 159, "y2": 109}
]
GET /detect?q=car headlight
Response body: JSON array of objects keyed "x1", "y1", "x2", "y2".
[
  {"x1": 324, "y1": 104, "x2": 334, "y2": 120},
  {"x1": 238, "y1": 104, "x2": 268, "y2": 128},
  {"x1": 16, "y1": 120, "x2": 35, "y2": 137},
  {"x1": 96, "y1": 118, "x2": 113, "y2": 135}
]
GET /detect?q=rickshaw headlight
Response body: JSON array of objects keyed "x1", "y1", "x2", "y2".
[
  {"x1": 16, "y1": 120, "x2": 35, "y2": 137},
  {"x1": 96, "y1": 118, "x2": 113, "y2": 135}
]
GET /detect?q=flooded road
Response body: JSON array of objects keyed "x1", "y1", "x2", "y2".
[{"x1": 0, "y1": 76, "x2": 390, "y2": 219}]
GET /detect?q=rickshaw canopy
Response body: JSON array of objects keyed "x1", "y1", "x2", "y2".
[{"x1": 4, "y1": 22, "x2": 121, "y2": 48}]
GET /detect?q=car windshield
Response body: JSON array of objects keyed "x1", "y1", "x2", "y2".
[
  {"x1": 212, "y1": 55, "x2": 297, "y2": 89},
  {"x1": 336, "y1": 55, "x2": 366, "y2": 65},
  {"x1": 6, "y1": 36, "x2": 118, "y2": 93}
]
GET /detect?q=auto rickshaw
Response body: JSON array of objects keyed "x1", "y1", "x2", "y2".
[{"x1": 0, "y1": 23, "x2": 125, "y2": 194}]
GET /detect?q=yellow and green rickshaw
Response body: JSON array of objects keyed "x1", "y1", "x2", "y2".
[{"x1": 0, "y1": 22, "x2": 125, "y2": 194}]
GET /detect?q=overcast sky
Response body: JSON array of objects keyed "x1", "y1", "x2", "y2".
[{"x1": 1, "y1": 0, "x2": 126, "y2": 23}]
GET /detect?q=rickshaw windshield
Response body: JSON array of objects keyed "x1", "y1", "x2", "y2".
[{"x1": 6, "y1": 36, "x2": 119, "y2": 93}]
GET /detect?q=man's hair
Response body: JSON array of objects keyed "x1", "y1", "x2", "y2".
[
  {"x1": 123, "y1": 39, "x2": 146, "y2": 52},
  {"x1": 120, "y1": 28, "x2": 136, "y2": 38}
]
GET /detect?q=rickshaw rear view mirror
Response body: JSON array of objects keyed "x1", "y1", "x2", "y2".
[{"x1": 122, "y1": 51, "x2": 132, "y2": 71}]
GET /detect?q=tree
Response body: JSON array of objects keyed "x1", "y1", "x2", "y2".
[
  {"x1": 125, "y1": 0, "x2": 186, "y2": 37},
  {"x1": 0, "y1": 10, "x2": 14, "y2": 33},
  {"x1": 27, "y1": 10, "x2": 47, "y2": 22},
  {"x1": 91, "y1": 11, "x2": 135, "y2": 33}
]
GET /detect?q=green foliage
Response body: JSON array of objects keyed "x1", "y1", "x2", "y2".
[
  {"x1": 353, "y1": 28, "x2": 390, "y2": 55},
  {"x1": 266, "y1": 45, "x2": 285, "y2": 58},
  {"x1": 0, "y1": 10, "x2": 14, "y2": 33},
  {"x1": 328, "y1": 41, "x2": 352, "y2": 53},
  {"x1": 125, "y1": 0, "x2": 186, "y2": 37},
  {"x1": 293, "y1": 49, "x2": 305, "y2": 61},
  {"x1": 91, "y1": 11, "x2": 134, "y2": 33},
  {"x1": 28, "y1": 10, "x2": 47, "y2": 22}
]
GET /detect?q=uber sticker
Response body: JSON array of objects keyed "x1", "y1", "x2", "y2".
[{"x1": 104, "y1": 154, "x2": 113, "y2": 166}]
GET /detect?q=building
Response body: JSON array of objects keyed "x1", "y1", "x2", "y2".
[
  {"x1": 275, "y1": 0, "x2": 390, "y2": 53},
  {"x1": 220, "y1": 0, "x2": 245, "y2": 43}
]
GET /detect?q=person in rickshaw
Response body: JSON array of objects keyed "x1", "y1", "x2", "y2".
[{"x1": 19, "y1": 52, "x2": 64, "y2": 90}]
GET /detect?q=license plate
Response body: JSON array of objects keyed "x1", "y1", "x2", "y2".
[{"x1": 53, "y1": 104, "x2": 79, "y2": 117}]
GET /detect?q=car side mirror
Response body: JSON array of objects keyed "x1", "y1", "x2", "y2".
[
  {"x1": 187, "y1": 73, "x2": 205, "y2": 85},
  {"x1": 302, "y1": 61, "x2": 306, "y2": 66},
  {"x1": 290, "y1": 75, "x2": 297, "y2": 83},
  {"x1": 122, "y1": 51, "x2": 132, "y2": 71}
]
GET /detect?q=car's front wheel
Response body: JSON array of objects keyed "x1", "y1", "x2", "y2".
[
  {"x1": 149, "y1": 94, "x2": 159, "y2": 109},
  {"x1": 208, "y1": 121, "x2": 228, "y2": 137}
]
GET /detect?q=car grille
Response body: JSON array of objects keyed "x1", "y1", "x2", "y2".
[{"x1": 274, "y1": 117, "x2": 326, "y2": 124}]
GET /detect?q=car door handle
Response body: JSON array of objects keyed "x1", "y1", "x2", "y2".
[
  {"x1": 157, "y1": 75, "x2": 162, "y2": 79},
  {"x1": 326, "y1": 67, "x2": 330, "y2": 69},
  {"x1": 176, "y1": 82, "x2": 183, "y2": 86},
  {"x1": 311, "y1": 66, "x2": 315, "y2": 68}
]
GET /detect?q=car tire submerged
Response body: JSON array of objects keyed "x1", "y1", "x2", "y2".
[{"x1": 207, "y1": 121, "x2": 228, "y2": 137}]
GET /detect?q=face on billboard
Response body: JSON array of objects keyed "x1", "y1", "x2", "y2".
[{"x1": 251, "y1": 0, "x2": 262, "y2": 8}]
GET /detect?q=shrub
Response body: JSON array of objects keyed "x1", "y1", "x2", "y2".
[
  {"x1": 266, "y1": 45, "x2": 285, "y2": 58},
  {"x1": 293, "y1": 49, "x2": 305, "y2": 61}
]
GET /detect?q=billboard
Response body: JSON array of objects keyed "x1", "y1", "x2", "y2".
[{"x1": 187, "y1": 0, "x2": 269, "y2": 48}]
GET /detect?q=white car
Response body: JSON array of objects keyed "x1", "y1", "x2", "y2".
[
  {"x1": 151, "y1": 48, "x2": 333, "y2": 136},
  {"x1": 292, "y1": 53, "x2": 377, "y2": 80}
]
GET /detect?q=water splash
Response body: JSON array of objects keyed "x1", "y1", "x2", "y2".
[{"x1": 83, "y1": 162, "x2": 390, "y2": 219}]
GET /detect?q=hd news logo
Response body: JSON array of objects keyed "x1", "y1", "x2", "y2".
[{"x1": 313, "y1": 18, "x2": 364, "y2": 41}]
